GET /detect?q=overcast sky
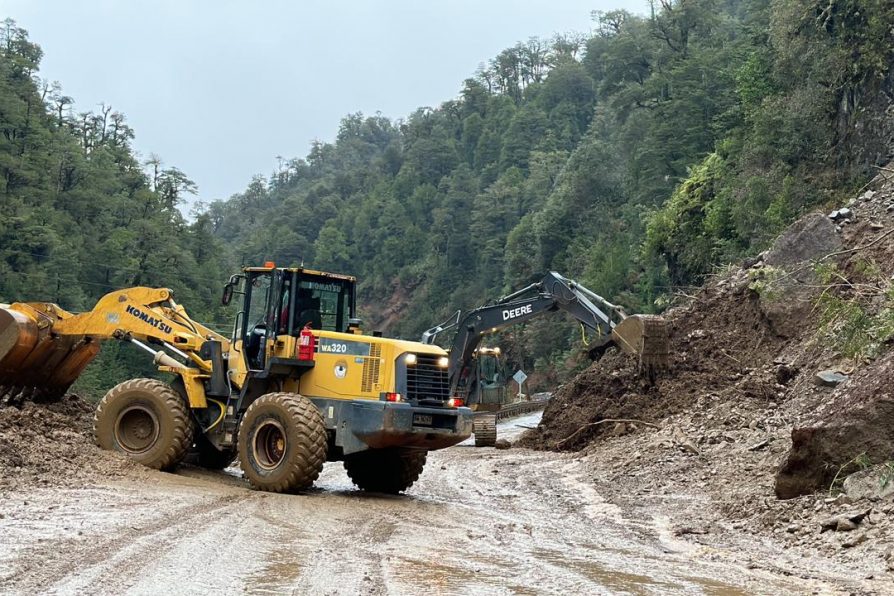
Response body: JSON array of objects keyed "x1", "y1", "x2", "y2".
[{"x1": 1, "y1": 0, "x2": 648, "y2": 207}]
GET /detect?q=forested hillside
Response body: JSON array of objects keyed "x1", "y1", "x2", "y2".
[
  {"x1": 0, "y1": 19, "x2": 234, "y2": 394},
  {"x1": 210, "y1": 0, "x2": 894, "y2": 384},
  {"x1": 1, "y1": 0, "x2": 892, "y2": 395}
]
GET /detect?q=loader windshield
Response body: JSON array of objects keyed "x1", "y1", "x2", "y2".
[{"x1": 294, "y1": 274, "x2": 354, "y2": 333}]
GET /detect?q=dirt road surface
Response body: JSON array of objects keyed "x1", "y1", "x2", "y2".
[{"x1": 0, "y1": 413, "x2": 846, "y2": 595}]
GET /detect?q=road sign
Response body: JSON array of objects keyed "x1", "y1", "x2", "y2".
[{"x1": 512, "y1": 370, "x2": 528, "y2": 385}]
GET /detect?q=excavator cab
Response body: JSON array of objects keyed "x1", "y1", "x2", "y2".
[{"x1": 461, "y1": 347, "x2": 507, "y2": 412}]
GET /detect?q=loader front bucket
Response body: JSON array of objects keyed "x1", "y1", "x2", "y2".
[
  {"x1": 611, "y1": 314, "x2": 670, "y2": 379},
  {"x1": 0, "y1": 304, "x2": 100, "y2": 402}
]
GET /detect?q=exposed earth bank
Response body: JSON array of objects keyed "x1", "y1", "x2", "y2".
[{"x1": 521, "y1": 166, "x2": 894, "y2": 585}]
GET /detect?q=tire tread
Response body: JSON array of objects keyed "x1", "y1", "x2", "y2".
[
  {"x1": 93, "y1": 378, "x2": 193, "y2": 471},
  {"x1": 237, "y1": 393, "x2": 327, "y2": 493}
]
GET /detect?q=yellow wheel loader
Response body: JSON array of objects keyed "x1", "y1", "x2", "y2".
[
  {"x1": 0, "y1": 264, "x2": 475, "y2": 494},
  {"x1": 421, "y1": 272, "x2": 670, "y2": 446}
]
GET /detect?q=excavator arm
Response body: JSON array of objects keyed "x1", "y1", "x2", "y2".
[
  {"x1": 422, "y1": 272, "x2": 669, "y2": 398},
  {"x1": 0, "y1": 287, "x2": 228, "y2": 402}
]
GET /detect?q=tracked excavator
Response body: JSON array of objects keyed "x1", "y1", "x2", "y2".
[
  {"x1": 0, "y1": 264, "x2": 476, "y2": 494},
  {"x1": 421, "y1": 272, "x2": 669, "y2": 446}
]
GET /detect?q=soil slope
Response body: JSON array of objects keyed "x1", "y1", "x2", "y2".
[{"x1": 522, "y1": 165, "x2": 894, "y2": 579}]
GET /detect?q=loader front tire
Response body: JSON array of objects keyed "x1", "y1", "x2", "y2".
[
  {"x1": 237, "y1": 393, "x2": 327, "y2": 493},
  {"x1": 344, "y1": 448, "x2": 427, "y2": 494},
  {"x1": 94, "y1": 378, "x2": 193, "y2": 471}
]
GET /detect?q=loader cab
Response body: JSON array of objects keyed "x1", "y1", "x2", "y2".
[{"x1": 228, "y1": 266, "x2": 357, "y2": 370}]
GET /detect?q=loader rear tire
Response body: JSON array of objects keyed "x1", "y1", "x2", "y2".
[
  {"x1": 237, "y1": 393, "x2": 327, "y2": 493},
  {"x1": 343, "y1": 448, "x2": 427, "y2": 494},
  {"x1": 473, "y1": 414, "x2": 498, "y2": 447},
  {"x1": 94, "y1": 378, "x2": 193, "y2": 471}
]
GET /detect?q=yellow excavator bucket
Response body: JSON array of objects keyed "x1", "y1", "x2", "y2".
[
  {"x1": 611, "y1": 314, "x2": 671, "y2": 378},
  {"x1": 0, "y1": 303, "x2": 100, "y2": 402}
]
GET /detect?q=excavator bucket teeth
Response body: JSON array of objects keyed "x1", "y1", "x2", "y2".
[
  {"x1": 611, "y1": 315, "x2": 670, "y2": 378},
  {"x1": 0, "y1": 305, "x2": 99, "y2": 402}
]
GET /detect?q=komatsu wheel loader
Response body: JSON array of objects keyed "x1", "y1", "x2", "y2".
[
  {"x1": 421, "y1": 272, "x2": 670, "y2": 446},
  {"x1": 0, "y1": 264, "x2": 475, "y2": 494}
]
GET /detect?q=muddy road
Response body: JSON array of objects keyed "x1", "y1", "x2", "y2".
[{"x1": 0, "y1": 413, "x2": 841, "y2": 595}]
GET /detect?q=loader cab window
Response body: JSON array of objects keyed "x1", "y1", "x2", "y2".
[
  {"x1": 243, "y1": 271, "x2": 273, "y2": 369},
  {"x1": 245, "y1": 273, "x2": 273, "y2": 332},
  {"x1": 293, "y1": 275, "x2": 354, "y2": 333},
  {"x1": 277, "y1": 277, "x2": 292, "y2": 334}
]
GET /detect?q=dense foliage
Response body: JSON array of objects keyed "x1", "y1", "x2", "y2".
[
  {"x1": 2, "y1": 0, "x2": 892, "y2": 393},
  {"x1": 212, "y1": 0, "x2": 893, "y2": 384},
  {"x1": 0, "y1": 19, "x2": 234, "y2": 395}
]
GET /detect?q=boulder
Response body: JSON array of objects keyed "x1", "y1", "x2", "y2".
[
  {"x1": 819, "y1": 508, "x2": 871, "y2": 532},
  {"x1": 828, "y1": 208, "x2": 853, "y2": 221},
  {"x1": 814, "y1": 370, "x2": 849, "y2": 387},
  {"x1": 765, "y1": 212, "x2": 842, "y2": 274},
  {"x1": 843, "y1": 464, "x2": 894, "y2": 501},
  {"x1": 776, "y1": 352, "x2": 894, "y2": 499},
  {"x1": 756, "y1": 213, "x2": 843, "y2": 338}
]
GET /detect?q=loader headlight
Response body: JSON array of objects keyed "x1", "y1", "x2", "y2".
[
  {"x1": 405, "y1": 353, "x2": 417, "y2": 365},
  {"x1": 438, "y1": 356, "x2": 449, "y2": 368}
]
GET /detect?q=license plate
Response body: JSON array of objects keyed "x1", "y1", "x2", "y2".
[{"x1": 413, "y1": 414, "x2": 433, "y2": 426}]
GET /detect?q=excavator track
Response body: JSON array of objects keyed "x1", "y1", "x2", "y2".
[{"x1": 473, "y1": 414, "x2": 498, "y2": 447}]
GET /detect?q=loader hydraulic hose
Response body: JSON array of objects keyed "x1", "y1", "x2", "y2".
[{"x1": 203, "y1": 398, "x2": 227, "y2": 432}]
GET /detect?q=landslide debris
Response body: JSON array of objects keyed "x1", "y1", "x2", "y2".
[
  {"x1": 526, "y1": 168, "x2": 894, "y2": 488},
  {"x1": 521, "y1": 164, "x2": 894, "y2": 580},
  {"x1": 0, "y1": 394, "x2": 138, "y2": 490},
  {"x1": 520, "y1": 215, "x2": 838, "y2": 454}
]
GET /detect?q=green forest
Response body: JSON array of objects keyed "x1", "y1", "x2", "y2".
[{"x1": 1, "y1": 0, "x2": 893, "y2": 394}]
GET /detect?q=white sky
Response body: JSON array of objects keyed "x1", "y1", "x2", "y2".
[{"x1": 1, "y1": 0, "x2": 649, "y2": 206}]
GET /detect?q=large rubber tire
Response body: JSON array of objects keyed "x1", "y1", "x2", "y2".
[
  {"x1": 94, "y1": 378, "x2": 193, "y2": 471},
  {"x1": 473, "y1": 413, "x2": 498, "y2": 447},
  {"x1": 237, "y1": 393, "x2": 327, "y2": 493},
  {"x1": 343, "y1": 448, "x2": 427, "y2": 494},
  {"x1": 193, "y1": 435, "x2": 236, "y2": 470}
]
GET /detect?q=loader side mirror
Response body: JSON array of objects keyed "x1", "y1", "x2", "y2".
[
  {"x1": 221, "y1": 283, "x2": 234, "y2": 306},
  {"x1": 221, "y1": 273, "x2": 245, "y2": 306}
]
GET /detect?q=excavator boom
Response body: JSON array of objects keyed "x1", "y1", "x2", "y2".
[{"x1": 422, "y1": 272, "x2": 670, "y2": 398}]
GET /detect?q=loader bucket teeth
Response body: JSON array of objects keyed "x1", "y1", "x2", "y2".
[
  {"x1": 611, "y1": 314, "x2": 670, "y2": 378},
  {"x1": 0, "y1": 305, "x2": 100, "y2": 402}
]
